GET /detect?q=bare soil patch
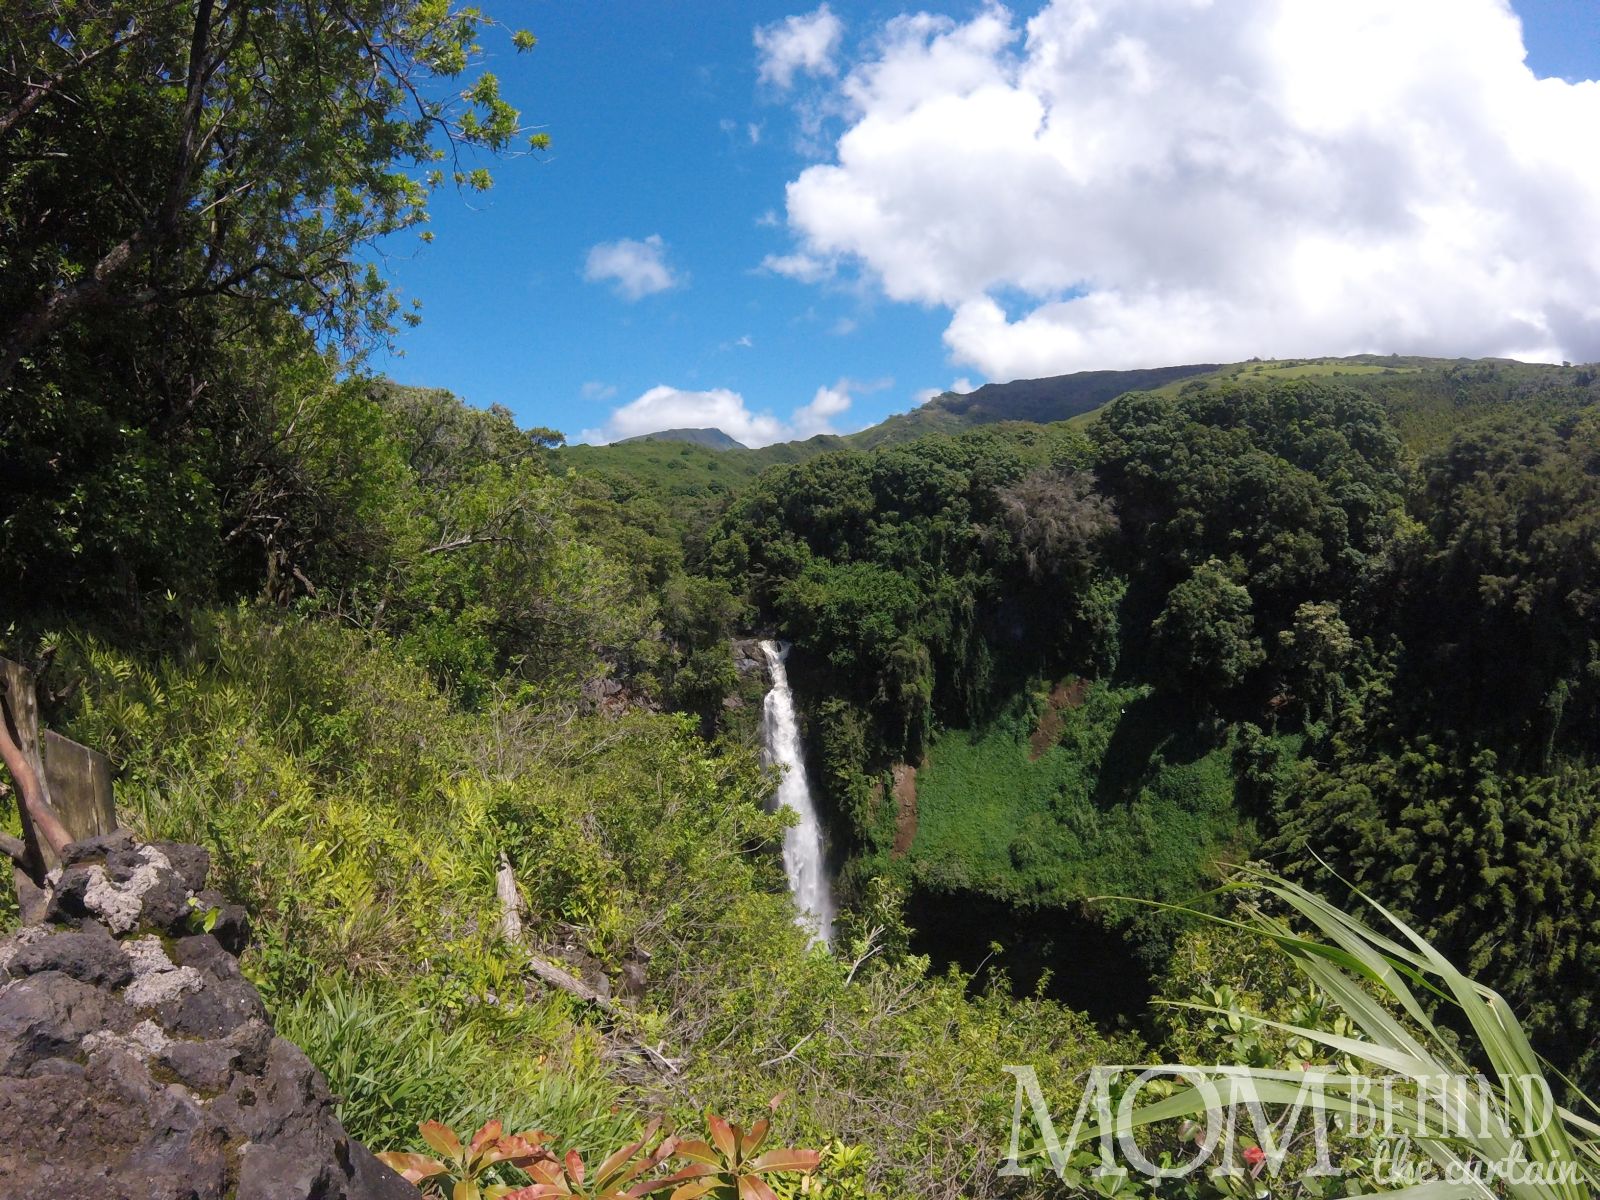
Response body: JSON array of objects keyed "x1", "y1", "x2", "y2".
[
  {"x1": 891, "y1": 762, "x2": 919, "y2": 856},
  {"x1": 1029, "y1": 677, "x2": 1088, "y2": 760}
]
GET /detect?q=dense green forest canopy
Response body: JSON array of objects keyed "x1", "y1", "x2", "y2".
[
  {"x1": 11, "y1": 4, "x2": 1600, "y2": 1194},
  {"x1": 557, "y1": 357, "x2": 1600, "y2": 1082}
]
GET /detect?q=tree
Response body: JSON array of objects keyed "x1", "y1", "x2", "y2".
[
  {"x1": 1091, "y1": 379, "x2": 1404, "y2": 630},
  {"x1": 1269, "y1": 747, "x2": 1600, "y2": 1085},
  {"x1": 993, "y1": 467, "x2": 1117, "y2": 590},
  {"x1": 1151, "y1": 558, "x2": 1265, "y2": 700},
  {"x1": 1276, "y1": 600, "x2": 1355, "y2": 722},
  {"x1": 0, "y1": 0, "x2": 545, "y2": 385},
  {"x1": 1400, "y1": 408, "x2": 1600, "y2": 755}
]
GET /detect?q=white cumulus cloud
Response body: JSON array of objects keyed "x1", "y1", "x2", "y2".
[
  {"x1": 770, "y1": 0, "x2": 1600, "y2": 377},
  {"x1": 583, "y1": 235, "x2": 681, "y2": 301},
  {"x1": 792, "y1": 381, "x2": 854, "y2": 437},
  {"x1": 582, "y1": 378, "x2": 882, "y2": 446},
  {"x1": 756, "y1": 5, "x2": 844, "y2": 90},
  {"x1": 579, "y1": 386, "x2": 788, "y2": 446}
]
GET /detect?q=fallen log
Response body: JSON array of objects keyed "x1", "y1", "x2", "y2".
[
  {"x1": 495, "y1": 861, "x2": 681, "y2": 1074},
  {"x1": 521, "y1": 947, "x2": 623, "y2": 1015}
]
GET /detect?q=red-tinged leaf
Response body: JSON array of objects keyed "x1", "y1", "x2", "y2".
[
  {"x1": 501, "y1": 1188, "x2": 562, "y2": 1200},
  {"x1": 471, "y1": 1120, "x2": 505, "y2": 1156},
  {"x1": 566, "y1": 1149, "x2": 586, "y2": 1186},
  {"x1": 628, "y1": 1176, "x2": 691, "y2": 1197},
  {"x1": 766, "y1": 1093, "x2": 786, "y2": 1113},
  {"x1": 375, "y1": 1151, "x2": 448, "y2": 1183},
  {"x1": 705, "y1": 1115, "x2": 737, "y2": 1162},
  {"x1": 670, "y1": 1140, "x2": 721, "y2": 1167},
  {"x1": 420, "y1": 1120, "x2": 464, "y2": 1160},
  {"x1": 742, "y1": 1118, "x2": 770, "y2": 1157},
  {"x1": 660, "y1": 1164, "x2": 718, "y2": 1183},
  {"x1": 595, "y1": 1136, "x2": 647, "y2": 1184},
  {"x1": 467, "y1": 1121, "x2": 504, "y2": 1172},
  {"x1": 526, "y1": 1158, "x2": 566, "y2": 1188},
  {"x1": 668, "y1": 1181, "x2": 718, "y2": 1200},
  {"x1": 738, "y1": 1176, "x2": 780, "y2": 1200},
  {"x1": 749, "y1": 1149, "x2": 821, "y2": 1175},
  {"x1": 485, "y1": 1133, "x2": 551, "y2": 1168},
  {"x1": 455, "y1": 1179, "x2": 483, "y2": 1200}
]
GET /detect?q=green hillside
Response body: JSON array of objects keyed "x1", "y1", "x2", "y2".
[
  {"x1": 552, "y1": 356, "x2": 1600, "y2": 521},
  {"x1": 1129, "y1": 354, "x2": 1599, "y2": 451},
  {"x1": 17, "y1": 3, "x2": 1600, "y2": 1193},
  {"x1": 616, "y1": 426, "x2": 748, "y2": 449}
]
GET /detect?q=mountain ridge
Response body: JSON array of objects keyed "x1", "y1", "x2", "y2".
[
  {"x1": 851, "y1": 362, "x2": 1223, "y2": 447},
  {"x1": 616, "y1": 427, "x2": 747, "y2": 450},
  {"x1": 547, "y1": 354, "x2": 1599, "y2": 518}
]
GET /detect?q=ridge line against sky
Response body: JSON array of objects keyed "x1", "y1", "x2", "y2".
[{"x1": 372, "y1": 0, "x2": 1600, "y2": 447}]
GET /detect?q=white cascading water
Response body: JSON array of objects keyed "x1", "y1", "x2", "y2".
[{"x1": 758, "y1": 639, "x2": 836, "y2": 946}]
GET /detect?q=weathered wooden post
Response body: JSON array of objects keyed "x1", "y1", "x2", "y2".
[{"x1": 0, "y1": 655, "x2": 118, "y2": 920}]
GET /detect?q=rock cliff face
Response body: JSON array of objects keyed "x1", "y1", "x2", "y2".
[
  {"x1": 0, "y1": 830, "x2": 418, "y2": 1200},
  {"x1": 731, "y1": 639, "x2": 769, "y2": 680}
]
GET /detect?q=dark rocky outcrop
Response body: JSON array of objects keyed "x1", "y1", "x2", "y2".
[
  {"x1": 0, "y1": 829, "x2": 419, "y2": 1200},
  {"x1": 731, "y1": 639, "x2": 768, "y2": 679}
]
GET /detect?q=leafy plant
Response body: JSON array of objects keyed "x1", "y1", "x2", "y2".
[
  {"x1": 378, "y1": 1119, "x2": 551, "y2": 1200},
  {"x1": 652, "y1": 1111, "x2": 822, "y2": 1200},
  {"x1": 382, "y1": 1114, "x2": 820, "y2": 1200},
  {"x1": 509, "y1": 1120, "x2": 673, "y2": 1199},
  {"x1": 1078, "y1": 868, "x2": 1600, "y2": 1198}
]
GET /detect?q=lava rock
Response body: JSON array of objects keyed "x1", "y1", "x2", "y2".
[
  {"x1": 149, "y1": 841, "x2": 211, "y2": 892},
  {"x1": 60, "y1": 829, "x2": 139, "y2": 867},
  {"x1": 47, "y1": 841, "x2": 195, "y2": 936},
  {"x1": 5, "y1": 921, "x2": 133, "y2": 988},
  {"x1": 190, "y1": 889, "x2": 252, "y2": 954},
  {"x1": 0, "y1": 970, "x2": 134, "y2": 1073},
  {"x1": 155, "y1": 970, "x2": 267, "y2": 1039},
  {"x1": 0, "y1": 833, "x2": 417, "y2": 1198}
]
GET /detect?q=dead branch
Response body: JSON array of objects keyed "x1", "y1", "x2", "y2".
[
  {"x1": 0, "y1": 689, "x2": 71, "y2": 870},
  {"x1": 0, "y1": 832, "x2": 26, "y2": 867},
  {"x1": 495, "y1": 859, "x2": 680, "y2": 1074}
]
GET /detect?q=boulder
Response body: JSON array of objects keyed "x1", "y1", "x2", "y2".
[
  {"x1": 730, "y1": 639, "x2": 769, "y2": 677},
  {"x1": 0, "y1": 832, "x2": 418, "y2": 1199}
]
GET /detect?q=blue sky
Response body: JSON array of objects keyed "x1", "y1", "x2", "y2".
[{"x1": 374, "y1": 1, "x2": 1600, "y2": 445}]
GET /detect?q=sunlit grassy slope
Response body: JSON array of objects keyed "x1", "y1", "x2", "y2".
[{"x1": 902, "y1": 681, "x2": 1266, "y2": 912}]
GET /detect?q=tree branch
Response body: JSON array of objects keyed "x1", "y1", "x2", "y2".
[
  {"x1": 0, "y1": 695, "x2": 71, "y2": 872},
  {"x1": 0, "y1": 14, "x2": 160, "y2": 144}
]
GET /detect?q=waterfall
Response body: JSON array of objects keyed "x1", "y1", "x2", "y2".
[{"x1": 758, "y1": 639, "x2": 836, "y2": 946}]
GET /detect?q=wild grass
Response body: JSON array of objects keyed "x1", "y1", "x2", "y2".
[{"x1": 276, "y1": 982, "x2": 638, "y2": 1157}]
